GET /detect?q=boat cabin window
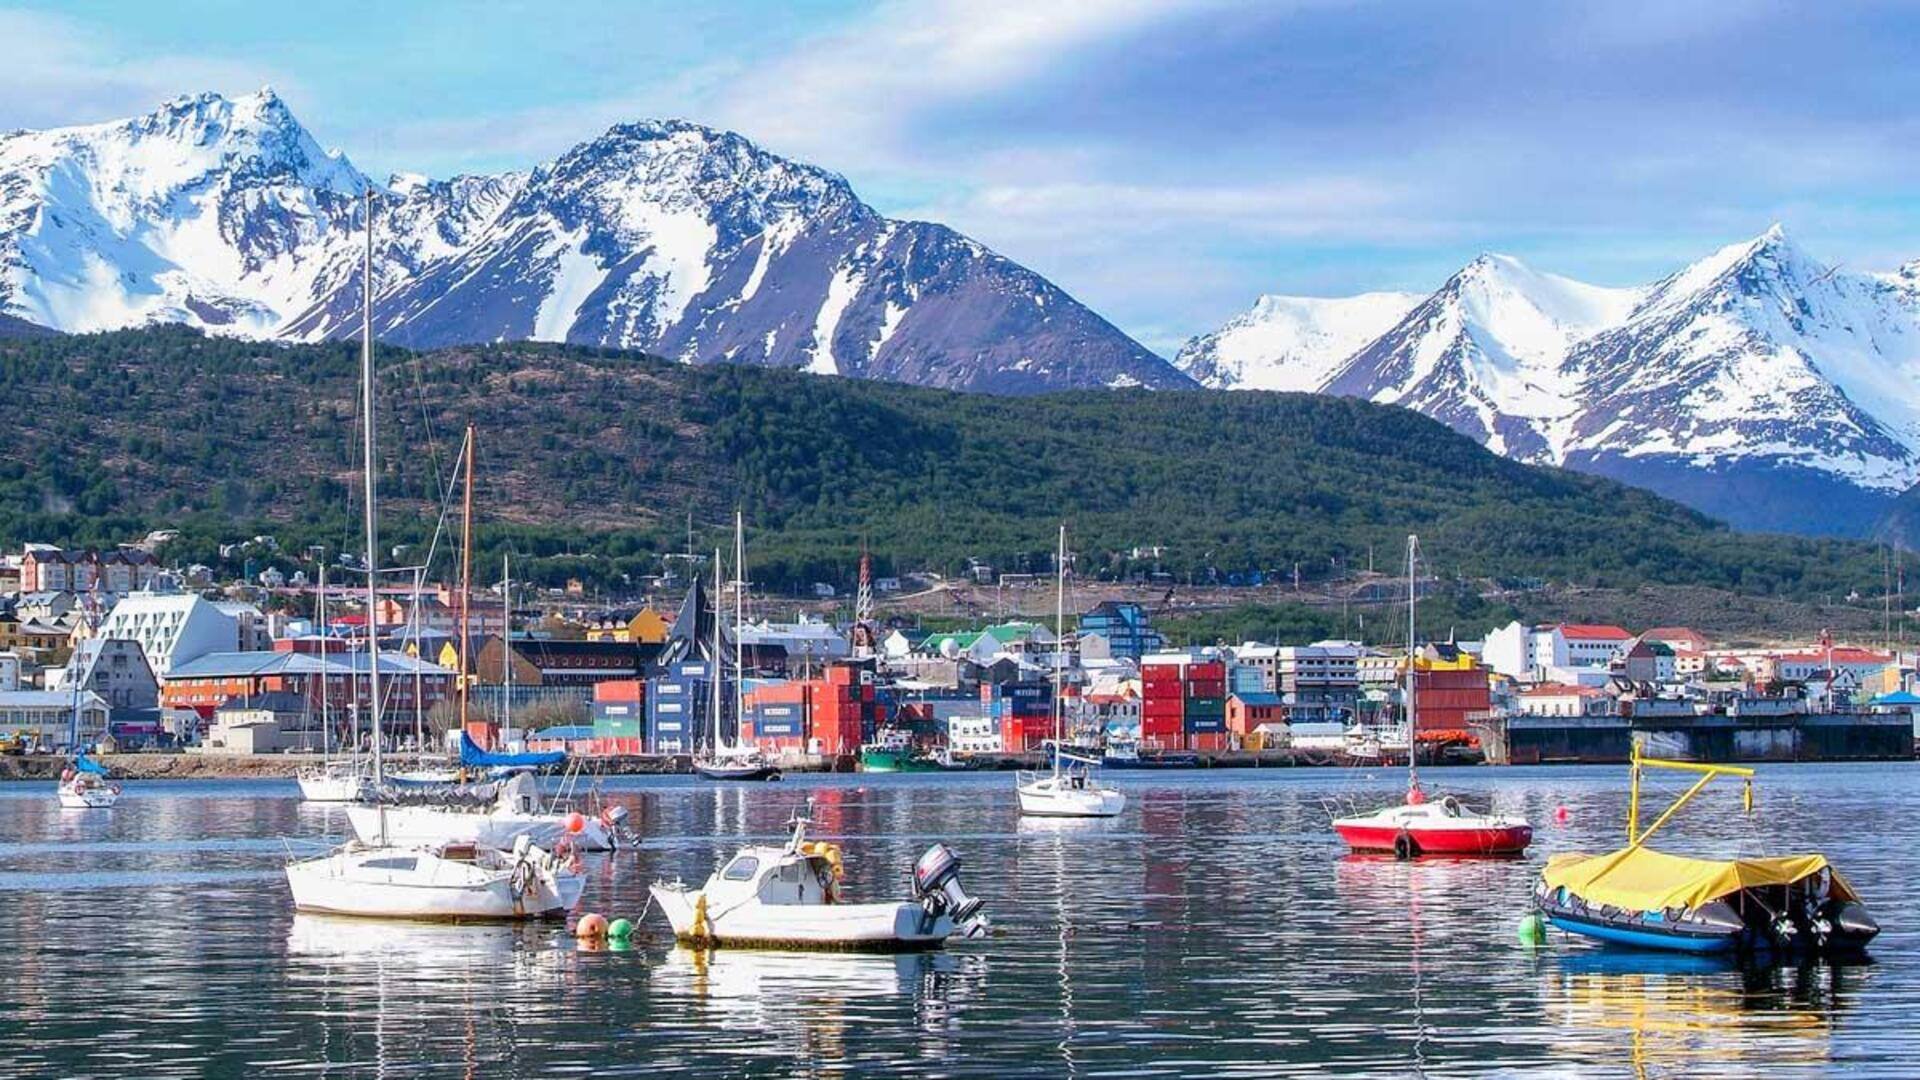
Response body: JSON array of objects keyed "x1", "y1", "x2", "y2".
[
  {"x1": 364, "y1": 857, "x2": 418, "y2": 872},
  {"x1": 722, "y1": 856, "x2": 760, "y2": 881}
]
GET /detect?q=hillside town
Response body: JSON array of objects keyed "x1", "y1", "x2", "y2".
[{"x1": 2, "y1": 540, "x2": 1914, "y2": 767}]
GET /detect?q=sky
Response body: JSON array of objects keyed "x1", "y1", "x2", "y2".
[{"x1": 4, "y1": 0, "x2": 1918, "y2": 355}]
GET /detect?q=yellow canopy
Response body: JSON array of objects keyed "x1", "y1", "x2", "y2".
[{"x1": 1542, "y1": 846, "x2": 1856, "y2": 912}]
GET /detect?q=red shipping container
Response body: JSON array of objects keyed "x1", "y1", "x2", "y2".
[
  {"x1": 1142, "y1": 715, "x2": 1182, "y2": 737},
  {"x1": 1142, "y1": 732, "x2": 1187, "y2": 752},
  {"x1": 1187, "y1": 661, "x2": 1226, "y2": 679}
]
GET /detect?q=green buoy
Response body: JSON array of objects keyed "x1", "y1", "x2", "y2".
[
  {"x1": 608, "y1": 918, "x2": 634, "y2": 941},
  {"x1": 1517, "y1": 913, "x2": 1546, "y2": 947}
]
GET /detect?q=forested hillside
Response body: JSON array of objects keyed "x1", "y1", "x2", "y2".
[{"x1": 0, "y1": 326, "x2": 1891, "y2": 599}]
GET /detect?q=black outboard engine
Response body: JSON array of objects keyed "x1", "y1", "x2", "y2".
[{"x1": 913, "y1": 843, "x2": 984, "y2": 923}]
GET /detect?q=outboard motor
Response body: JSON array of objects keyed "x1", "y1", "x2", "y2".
[{"x1": 913, "y1": 843, "x2": 984, "y2": 923}]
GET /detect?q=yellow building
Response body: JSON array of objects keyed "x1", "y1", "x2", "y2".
[{"x1": 586, "y1": 607, "x2": 670, "y2": 645}]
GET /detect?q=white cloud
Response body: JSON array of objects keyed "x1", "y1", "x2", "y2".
[{"x1": 0, "y1": 9, "x2": 296, "y2": 131}]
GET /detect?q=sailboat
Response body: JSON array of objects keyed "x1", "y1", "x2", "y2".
[
  {"x1": 1016, "y1": 526, "x2": 1124, "y2": 818},
  {"x1": 695, "y1": 515, "x2": 780, "y2": 782},
  {"x1": 1332, "y1": 535, "x2": 1532, "y2": 858},
  {"x1": 285, "y1": 190, "x2": 584, "y2": 920},
  {"x1": 298, "y1": 563, "x2": 367, "y2": 802},
  {"x1": 56, "y1": 630, "x2": 118, "y2": 809},
  {"x1": 343, "y1": 551, "x2": 620, "y2": 850}
]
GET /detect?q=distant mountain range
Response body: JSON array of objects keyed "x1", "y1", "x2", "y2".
[
  {"x1": 1177, "y1": 227, "x2": 1920, "y2": 537},
  {"x1": 0, "y1": 90, "x2": 1189, "y2": 393}
]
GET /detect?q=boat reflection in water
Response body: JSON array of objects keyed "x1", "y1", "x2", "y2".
[
  {"x1": 654, "y1": 946, "x2": 978, "y2": 1051},
  {"x1": 1540, "y1": 953, "x2": 1863, "y2": 1076}
]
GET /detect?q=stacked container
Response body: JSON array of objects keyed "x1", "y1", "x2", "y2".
[
  {"x1": 742, "y1": 680, "x2": 808, "y2": 755},
  {"x1": 592, "y1": 679, "x2": 646, "y2": 755},
  {"x1": 810, "y1": 664, "x2": 871, "y2": 757},
  {"x1": 646, "y1": 660, "x2": 711, "y2": 754},
  {"x1": 983, "y1": 679, "x2": 1053, "y2": 753},
  {"x1": 1412, "y1": 664, "x2": 1491, "y2": 741},
  {"x1": 1184, "y1": 659, "x2": 1229, "y2": 752},
  {"x1": 1140, "y1": 661, "x2": 1186, "y2": 751}
]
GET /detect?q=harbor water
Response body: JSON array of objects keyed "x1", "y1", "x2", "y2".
[{"x1": 1, "y1": 763, "x2": 1916, "y2": 1077}]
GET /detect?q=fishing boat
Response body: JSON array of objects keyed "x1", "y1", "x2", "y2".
[
  {"x1": 57, "y1": 754, "x2": 120, "y2": 809},
  {"x1": 1100, "y1": 738, "x2": 1201, "y2": 770},
  {"x1": 1332, "y1": 535, "x2": 1530, "y2": 858},
  {"x1": 284, "y1": 191, "x2": 584, "y2": 922},
  {"x1": 1534, "y1": 750, "x2": 1879, "y2": 957},
  {"x1": 649, "y1": 801, "x2": 985, "y2": 951},
  {"x1": 694, "y1": 515, "x2": 782, "y2": 782},
  {"x1": 1016, "y1": 526, "x2": 1124, "y2": 818},
  {"x1": 859, "y1": 728, "x2": 939, "y2": 773}
]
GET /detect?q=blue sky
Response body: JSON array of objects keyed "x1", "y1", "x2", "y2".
[{"x1": 4, "y1": 1, "x2": 1917, "y2": 354}]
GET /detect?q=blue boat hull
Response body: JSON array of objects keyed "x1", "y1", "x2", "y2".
[{"x1": 1546, "y1": 914, "x2": 1735, "y2": 954}]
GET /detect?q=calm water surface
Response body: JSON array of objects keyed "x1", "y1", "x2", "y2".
[{"x1": 0, "y1": 764, "x2": 1914, "y2": 1077}]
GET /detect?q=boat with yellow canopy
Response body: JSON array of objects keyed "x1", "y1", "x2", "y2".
[{"x1": 1532, "y1": 749, "x2": 1878, "y2": 956}]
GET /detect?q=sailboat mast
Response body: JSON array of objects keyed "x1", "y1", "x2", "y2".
[
  {"x1": 1054, "y1": 524, "x2": 1066, "y2": 770},
  {"x1": 502, "y1": 554, "x2": 513, "y2": 746},
  {"x1": 318, "y1": 563, "x2": 329, "y2": 760},
  {"x1": 1406, "y1": 534, "x2": 1418, "y2": 792},
  {"x1": 359, "y1": 188, "x2": 385, "y2": 792},
  {"x1": 458, "y1": 426, "x2": 474, "y2": 738},
  {"x1": 711, "y1": 547, "x2": 724, "y2": 755},
  {"x1": 412, "y1": 566, "x2": 424, "y2": 757},
  {"x1": 734, "y1": 511, "x2": 745, "y2": 753}
]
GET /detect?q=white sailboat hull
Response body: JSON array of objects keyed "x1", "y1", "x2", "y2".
[
  {"x1": 344, "y1": 804, "x2": 614, "y2": 852},
  {"x1": 297, "y1": 770, "x2": 366, "y2": 803},
  {"x1": 57, "y1": 783, "x2": 119, "y2": 809},
  {"x1": 1016, "y1": 773, "x2": 1125, "y2": 818},
  {"x1": 286, "y1": 843, "x2": 584, "y2": 920},
  {"x1": 649, "y1": 886, "x2": 954, "y2": 951}
]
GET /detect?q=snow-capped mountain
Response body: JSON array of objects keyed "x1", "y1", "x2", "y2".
[
  {"x1": 1174, "y1": 291, "x2": 1419, "y2": 392},
  {"x1": 1180, "y1": 227, "x2": 1920, "y2": 536},
  {"x1": 0, "y1": 91, "x2": 1190, "y2": 394}
]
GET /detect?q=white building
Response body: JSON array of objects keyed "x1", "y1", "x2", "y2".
[
  {"x1": 1484, "y1": 621, "x2": 1633, "y2": 682},
  {"x1": 49, "y1": 638, "x2": 160, "y2": 710},
  {"x1": 946, "y1": 714, "x2": 1002, "y2": 754},
  {"x1": 0, "y1": 689, "x2": 110, "y2": 748},
  {"x1": 94, "y1": 592, "x2": 268, "y2": 678},
  {"x1": 739, "y1": 616, "x2": 851, "y2": 664}
]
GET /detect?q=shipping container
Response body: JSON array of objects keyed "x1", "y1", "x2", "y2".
[{"x1": 1188, "y1": 731, "x2": 1230, "y2": 753}]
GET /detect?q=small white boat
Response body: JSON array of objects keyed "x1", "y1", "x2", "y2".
[
  {"x1": 57, "y1": 769, "x2": 120, "y2": 810},
  {"x1": 286, "y1": 835, "x2": 585, "y2": 921},
  {"x1": 297, "y1": 760, "x2": 368, "y2": 803},
  {"x1": 1018, "y1": 744, "x2": 1125, "y2": 818},
  {"x1": 344, "y1": 772, "x2": 619, "y2": 852},
  {"x1": 650, "y1": 804, "x2": 985, "y2": 951}
]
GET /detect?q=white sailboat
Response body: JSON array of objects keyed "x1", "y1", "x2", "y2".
[
  {"x1": 342, "y1": 555, "x2": 618, "y2": 851},
  {"x1": 1017, "y1": 525, "x2": 1124, "y2": 818},
  {"x1": 56, "y1": 618, "x2": 118, "y2": 809},
  {"x1": 298, "y1": 563, "x2": 368, "y2": 802},
  {"x1": 285, "y1": 190, "x2": 584, "y2": 921},
  {"x1": 695, "y1": 517, "x2": 780, "y2": 781}
]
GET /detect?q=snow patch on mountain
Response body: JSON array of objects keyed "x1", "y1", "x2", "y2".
[{"x1": 1174, "y1": 291, "x2": 1419, "y2": 391}]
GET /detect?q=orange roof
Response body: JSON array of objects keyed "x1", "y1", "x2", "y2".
[
  {"x1": 1775, "y1": 647, "x2": 1892, "y2": 664},
  {"x1": 1557, "y1": 624, "x2": 1632, "y2": 640}
]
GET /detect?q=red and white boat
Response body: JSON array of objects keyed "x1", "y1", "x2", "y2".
[
  {"x1": 1333, "y1": 783, "x2": 1532, "y2": 857},
  {"x1": 1331, "y1": 536, "x2": 1531, "y2": 859}
]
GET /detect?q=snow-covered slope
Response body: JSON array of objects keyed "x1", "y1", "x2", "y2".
[
  {"x1": 1183, "y1": 229, "x2": 1920, "y2": 535},
  {"x1": 0, "y1": 92, "x2": 1190, "y2": 394},
  {"x1": 1174, "y1": 291, "x2": 1419, "y2": 391}
]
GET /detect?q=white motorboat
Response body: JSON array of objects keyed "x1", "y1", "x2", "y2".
[
  {"x1": 286, "y1": 835, "x2": 585, "y2": 920},
  {"x1": 57, "y1": 768, "x2": 120, "y2": 810},
  {"x1": 649, "y1": 804, "x2": 985, "y2": 951},
  {"x1": 296, "y1": 760, "x2": 367, "y2": 803},
  {"x1": 345, "y1": 771, "x2": 619, "y2": 852},
  {"x1": 1014, "y1": 525, "x2": 1124, "y2": 819},
  {"x1": 283, "y1": 193, "x2": 584, "y2": 924},
  {"x1": 1017, "y1": 745, "x2": 1126, "y2": 818}
]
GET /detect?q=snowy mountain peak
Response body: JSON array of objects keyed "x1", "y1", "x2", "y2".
[
  {"x1": 1173, "y1": 291, "x2": 1420, "y2": 391},
  {"x1": 0, "y1": 92, "x2": 1187, "y2": 394}
]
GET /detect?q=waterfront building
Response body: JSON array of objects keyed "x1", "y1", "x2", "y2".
[
  {"x1": 96, "y1": 592, "x2": 268, "y2": 677},
  {"x1": 0, "y1": 689, "x2": 110, "y2": 748},
  {"x1": 1483, "y1": 621, "x2": 1632, "y2": 682},
  {"x1": 1075, "y1": 601, "x2": 1164, "y2": 661},
  {"x1": 1273, "y1": 642, "x2": 1361, "y2": 724},
  {"x1": 49, "y1": 638, "x2": 159, "y2": 711},
  {"x1": 1516, "y1": 682, "x2": 1612, "y2": 718},
  {"x1": 476, "y1": 637, "x2": 658, "y2": 688},
  {"x1": 160, "y1": 650, "x2": 454, "y2": 720}
]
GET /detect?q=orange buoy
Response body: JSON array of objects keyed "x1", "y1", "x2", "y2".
[
  {"x1": 565, "y1": 812, "x2": 587, "y2": 834},
  {"x1": 1553, "y1": 805, "x2": 1570, "y2": 824},
  {"x1": 576, "y1": 912, "x2": 608, "y2": 939}
]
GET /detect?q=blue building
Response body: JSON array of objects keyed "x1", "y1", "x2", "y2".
[{"x1": 1076, "y1": 601, "x2": 1165, "y2": 662}]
